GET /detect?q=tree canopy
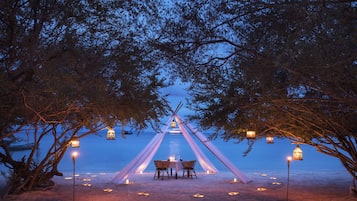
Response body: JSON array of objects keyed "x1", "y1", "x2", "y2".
[
  {"x1": 157, "y1": 0, "x2": 357, "y2": 190},
  {"x1": 0, "y1": 0, "x2": 356, "y2": 195},
  {"x1": 0, "y1": 0, "x2": 169, "y2": 194}
]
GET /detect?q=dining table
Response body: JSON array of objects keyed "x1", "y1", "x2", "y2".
[{"x1": 168, "y1": 160, "x2": 183, "y2": 179}]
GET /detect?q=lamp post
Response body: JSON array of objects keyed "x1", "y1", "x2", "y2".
[
  {"x1": 72, "y1": 151, "x2": 78, "y2": 201},
  {"x1": 287, "y1": 156, "x2": 292, "y2": 201}
]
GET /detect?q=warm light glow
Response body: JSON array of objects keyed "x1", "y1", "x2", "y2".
[
  {"x1": 228, "y1": 192, "x2": 239, "y2": 196},
  {"x1": 138, "y1": 192, "x2": 150, "y2": 196},
  {"x1": 287, "y1": 156, "x2": 292, "y2": 162},
  {"x1": 140, "y1": 170, "x2": 143, "y2": 174},
  {"x1": 293, "y1": 145, "x2": 303, "y2": 160},
  {"x1": 246, "y1": 130, "x2": 256, "y2": 139},
  {"x1": 103, "y1": 188, "x2": 113, "y2": 192},
  {"x1": 125, "y1": 179, "x2": 130, "y2": 184},
  {"x1": 206, "y1": 170, "x2": 210, "y2": 174},
  {"x1": 170, "y1": 119, "x2": 177, "y2": 128},
  {"x1": 169, "y1": 156, "x2": 175, "y2": 161},
  {"x1": 71, "y1": 136, "x2": 80, "y2": 148},
  {"x1": 233, "y1": 178, "x2": 237, "y2": 182},
  {"x1": 72, "y1": 151, "x2": 78, "y2": 159},
  {"x1": 193, "y1": 193, "x2": 204, "y2": 198},
  {"x1": 107, "y1": 128, "x2": 116, "y2": 140},
  {"x1": 266, "y1": 136, "x2": 274, "y2": 144},
  {"x1": 257, "y1": 187, "x2": 267, "y2": 191}
]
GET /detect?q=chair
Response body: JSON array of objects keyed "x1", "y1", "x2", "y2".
[
  {"x1": 182, "y1": 160, "x2": 197, "y2": 179},
  {"x1": 153, "y1": 160, "x2": 170, "y2": 180}
]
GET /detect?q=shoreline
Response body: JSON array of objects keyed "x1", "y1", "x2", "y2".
[{"x1": 3, "y1": 170, "x2": 356, "y2": 201}]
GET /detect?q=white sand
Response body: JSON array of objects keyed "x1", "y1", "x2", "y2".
[{"x1": 4, "y1": 170, "x2": 356, "y2": 201}]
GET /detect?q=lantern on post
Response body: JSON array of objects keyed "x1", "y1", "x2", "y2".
[
  {"x1": 293, "y1": 145, "x2": 303, "y2": 160},
  {"x1": 246, "y1": 130, "x2": 256, "y2": 139},
  {"x1": 170, "y1": 119, "x2": 177, "y2": 128},
  {"x1": 107, "y1": 127, "x2": 116, "y2": 140},
  {"x1": 266, "y1": 135, "x2": 274, "y2": 144},
  {"x1": 71, "y1": 136, "x2": 80, "y2": 148}
]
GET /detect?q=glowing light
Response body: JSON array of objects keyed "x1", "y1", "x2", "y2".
[
  {"x1": 71, "y1": 151, "x2": 78, "y2": 160},
  {"x1": 107, "y1": 127, "x2": 115, "y2": 140},
  {"x1": 170, "y1": 120, "x2": 177, "y2": 128},
  {"x1": 138, "y1": 192, "x2": 150, "y2": 196},
  {"x1": 125, "y1": 179, "x2": 130, "y2": 184},
  {"x1": 293, "y1": 145, "x2": 303, "y2": 160},
  {"x1": 103, "y1": 188, "x2": 113, "y2": 192},
  {"x1": 257, "y1": 187, "x2": 267, "y2": 191},
  {"x1": 233, "y1": 178, "x2": 237, "y2": 182},
  {"x1": 266, "y1": 136, "x2": 274, "y2": 144},
  {"x1": 246, "y1": 130, "x2": 256, "y2": 139},
  {"x1": 193, "y1": 193, "x2": 205, "y2": 198},
  {"x1": 71, "y1": 136, "x2": 80, "y2": 148},
  {"x1": 228, "y1": 192, "x2": 239, "y2": 196}
]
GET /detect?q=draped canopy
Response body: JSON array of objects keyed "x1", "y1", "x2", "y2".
[{"x1": 111, "y1": 114, "x2": 250, "y2": 184}]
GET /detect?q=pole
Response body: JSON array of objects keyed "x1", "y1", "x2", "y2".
[
  {"x1": 287, "y1": 156, "x2": 292, "y2": 201},
  {"x1": 72, "y1": 152, "x2": 78, "y2": 201}
]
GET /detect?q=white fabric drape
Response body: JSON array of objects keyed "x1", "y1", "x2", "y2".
[
  {"x1": 175, "y1": 116, "x2": 218, "y2": 174},
  {"x1": 176, "y1": 114, "x2": 251, "y2": 183},
  {"x1": 111, "y1": 117, "x2": 173, "y2": 184}
]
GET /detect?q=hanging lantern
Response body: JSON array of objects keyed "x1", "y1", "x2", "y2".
[
  {"x1": 107, "y1": 128, "x2": 116, "y2": 140},
  {"x1": 266, "y1": 136, "x2": 274, "y2": 144},
  {"x1": 170, "y1": 119, "x2": 177, "y2": 128},
  {"x1": 246, "y1": 130, "x2": 256, "y2": 139},
  {"x1": 71, "y1": 136, "x2": 80, "y2": 148},
  {"x1": 293, "y1": 145, "x2": 303, "y2": 160}
]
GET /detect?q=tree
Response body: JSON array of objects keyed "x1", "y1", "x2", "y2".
[
  {"x1": 0, "y1": 0, "x2": 169, "y2": 195},
  {"x1": 157, "y1": 0, "x2": 357, "y2": 193}
]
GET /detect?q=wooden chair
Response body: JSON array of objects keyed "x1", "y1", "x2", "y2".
[
  {"x1": 153, "y1": 160, "x2": 170, "y2": 180},
  {"x1": 182, "y1": 160, "x2": 197, "y2": 179}
]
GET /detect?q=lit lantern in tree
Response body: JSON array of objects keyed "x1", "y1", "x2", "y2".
[
  {"x1": 293, "y1": 145, "x2": 303, "y2": 160},
  {"x1": 71, "y1": 136, "x2": 80, "y2": 148},
  {"x1": 246, "y1": 130, "x2": 256, "y2": 139},
  {"x1": 170, "y1": 119, "x2": 177, "y2": 128},
  {"x1": 266, "y1": 136, "x2": 274, "y2": 144},
  {"x1": 107, "y1": 127, "x2": 116, "y2": 140}
]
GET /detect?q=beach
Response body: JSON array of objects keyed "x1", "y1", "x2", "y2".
[
  {"x1": 2, "y1": 129, "x2": 355, "y2": 201},
  {"x1": 4, "y1": 169, "x2": 356, "y2": 201}
]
